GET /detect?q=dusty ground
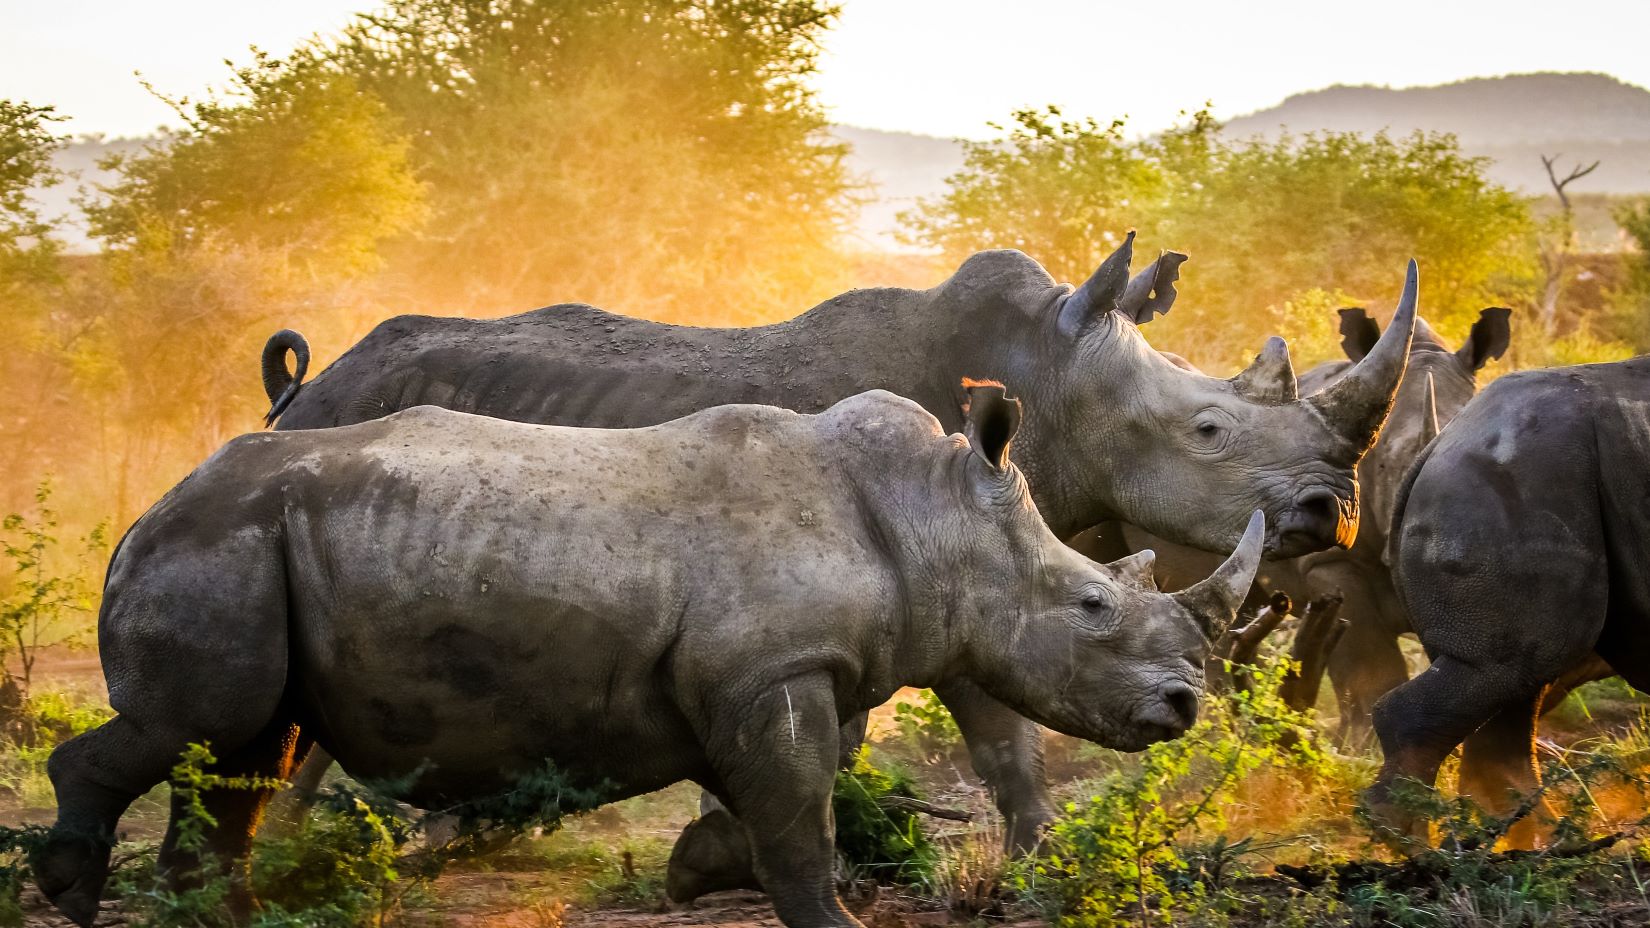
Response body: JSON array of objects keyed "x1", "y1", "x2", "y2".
[{"x1": 8, "y1": 644, "x2": 1649, "y2": 927}]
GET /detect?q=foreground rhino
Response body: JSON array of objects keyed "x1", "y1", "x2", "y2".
[
  {"x1": 36, "y1": 386, "x2": 1265, "y2": 928},
  {"x1": 260, "y1": 238, "x2": 1418, "y2": 861},
  {"x1": 1371, "y1": 357, "x2": 1650, "y2": 845}
]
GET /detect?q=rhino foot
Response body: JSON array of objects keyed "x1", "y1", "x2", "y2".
[
  {"x1": 665, "y1": 808, "x2": 761, "y2": 904},
  {"x1": 32, "y1": 830, "x2": 112, "y2": 928}
]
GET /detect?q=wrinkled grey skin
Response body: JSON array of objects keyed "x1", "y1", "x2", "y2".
[
  {"x1": 1370, "y1": 357, "x2": 1650, "y2": 847},
  {"x1": 260, "y1": 240, "x2": 1417, "y2": 867},
  {"x1": 1106, "y1": 307, "x2": 1511, "y2": 741},
  {"x1": 35, "y1": 389, "x2": 1265, "y2": 928}
]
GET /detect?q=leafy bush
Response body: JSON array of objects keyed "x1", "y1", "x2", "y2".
[
  {"x1": 0, "y1": 481, "x2": 106, "y2": 717},
  {"x1": 833, "y1": 747, "x2": 938, "y2": 885},
  {"x1": 1013, "y1": 655, "x2": 1333, "y2": 926},
  {"x1": 892, "y1": 689, "x2": 962, "y2": 762}
]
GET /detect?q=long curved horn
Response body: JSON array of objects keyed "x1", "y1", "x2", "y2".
[
  {"x1": 1419, "y1": 372, "x2": 1440, "y2": 445},
  {"x1": 1306, "y1": 260, "x2": 1418, "y2": 455},
  {"x1": 261, "y1": 329, "x2": 310, "y2": 428},
  {"x1": 1172, "y1": 511, "x2": 1265, "y2": 639},
  {"x1": 1231, "y1": 336, "x2": 1298, "y2": 403}
]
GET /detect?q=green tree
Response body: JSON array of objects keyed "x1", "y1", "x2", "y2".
[
  {"x1": 901, "y1": 107, "x2": 1171, "y2": 286},
  {"x1": 0, "y1": 100, "x2": 65, "y2": 282},
  {"x1": 67, "y1": 54, "x2": 426, "y2": 514},
  {"x1": 86, "y1": 54, "x2": 424, "y2": 280},
  {"x1": 1613, "y1": 199, "x2": 1650, "y2": 353},
  {"x1": 326, "y1": 0, "x2": 856, "y2": 321},
  {"x1": 905, "y1": 111, "x2": 1536, "y2": 371}
]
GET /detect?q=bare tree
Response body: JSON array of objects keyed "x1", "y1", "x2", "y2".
[{"x1": 1537, "y1": 154, "x2": 1601, "y2": 336}]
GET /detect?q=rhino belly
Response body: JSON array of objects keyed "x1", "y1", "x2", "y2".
[{"x1": 289, "y1": 595, "x2": 704, "y2": 807}]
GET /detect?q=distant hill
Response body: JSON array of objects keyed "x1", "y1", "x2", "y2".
[
  {"x1": 32, "y1": 73, "x2": 1650, "y2": 254},
  {"x1": 1224, "y1": 72, "x2": 1650, "y2": 195},
  {"x1": 832, "y1": 125, "x2": 965, "y2": 252}
]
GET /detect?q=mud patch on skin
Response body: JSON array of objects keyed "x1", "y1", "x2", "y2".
[
  {"x1": 422, "y1": 624, "x2": 518, "y2": 698},
  {"x1": 369, "y1": 697, "x2": 438, "y2": 747}
]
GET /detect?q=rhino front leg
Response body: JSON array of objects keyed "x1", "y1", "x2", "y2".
[
  {"x1": 667, "y1": 709, "x2": 872, "y2": 904},
  {"x1": 705, "y1": 675, "x2": 861, "y2": 928},
  {"x1": 933, "y1": 678, "x2": 1054, "y2": 853}
]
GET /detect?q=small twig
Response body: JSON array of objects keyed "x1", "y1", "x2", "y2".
[
  {"x1": 875, "y1": 795, "x2": 972, "y2": 822},
  {"x1": 1278, "y1": 593, "x2": 1346, "y2": 712}
]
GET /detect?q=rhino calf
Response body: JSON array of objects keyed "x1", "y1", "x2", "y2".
[{"x1": 36, "y1": 386, "x2": 1263, "y2": 928}]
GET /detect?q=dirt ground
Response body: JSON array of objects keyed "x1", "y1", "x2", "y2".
[{"x1": 9, "y1": 644, "x2": 1650, "y2": 927}]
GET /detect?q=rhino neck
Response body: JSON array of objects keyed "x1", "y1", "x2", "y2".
[
  {"x1": 1006, "y1": 314, "x2": 1146, "y2": 541},
  {"x1": 835, "y1": 434, "x2": 1012, "y2": 686}
]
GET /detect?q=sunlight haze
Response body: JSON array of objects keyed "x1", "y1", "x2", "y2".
[{"x1": 3, "y1": 0, "x2": 1649, "y2": 138}]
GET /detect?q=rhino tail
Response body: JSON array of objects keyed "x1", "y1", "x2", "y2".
[{"x1": 261, "y1": 329, "x2": 311, "y2": 428}]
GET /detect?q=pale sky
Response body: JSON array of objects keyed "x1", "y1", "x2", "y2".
[{"x1": 3, "y1": 0, "x2": 1648, "y2": 140}]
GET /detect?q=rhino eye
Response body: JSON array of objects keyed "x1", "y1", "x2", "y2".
[
  {"x1": 1081, "y1": 592, "x2": 1105, "y2": 611},
  {"x1": 1196, "y1": 422, "x2": 1222, "y2": 437}
]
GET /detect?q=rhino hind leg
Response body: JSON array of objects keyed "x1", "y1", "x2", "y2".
[
  {"x1": 1456, "y1": 696, "x2": 1552, "y2": 849},
  {"x1": 155, "y1": 718, "x2": 305, "y2": 912},
  {"x1": 36, "y1": 712, "x2": 244, "y2": 927},
  {"x1": 1369, "y1": 656, "x2": 1548, "y2": 844}
]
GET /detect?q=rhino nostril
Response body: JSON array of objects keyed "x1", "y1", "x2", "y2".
[
  {"x1": 1297, "y1": 488, "x2": 1339, "y2": 522},
  {"x1": 1160, "y1": 681, "x2": 1200, "y2": 730}
]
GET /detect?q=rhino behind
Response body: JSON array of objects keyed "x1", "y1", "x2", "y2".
[{"x1": 1371, "y1": 356, "x2": 1650, "y2": 846}]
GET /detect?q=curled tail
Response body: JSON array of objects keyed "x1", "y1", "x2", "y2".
[{"x1": 261, "y1": 329, "x2": 310, "y2": 427}]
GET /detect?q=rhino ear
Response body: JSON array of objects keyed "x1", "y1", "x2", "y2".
[
  {"x1": 962, "y1": 379, "x2": 1022, "y2": 471},
  {"x1": 1337, "y1": 308, "x2": 1380, "y2": 362},
  {"x1": 1056, "y1": 232, "x2": 1135, "y2": 336},
  {"x1": 1117, "y1": 250, "x2": 1187, "y2": 325},
  {"x1": 1457, "y1": 307, "x2": 1512, "y2": 372}
]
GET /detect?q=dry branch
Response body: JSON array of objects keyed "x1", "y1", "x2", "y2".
[{"x1": 1278, "y1": 593, "x2": 1347, "y2": 712}]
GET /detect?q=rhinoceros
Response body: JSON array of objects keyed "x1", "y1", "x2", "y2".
[
  {"x1": 35, "y1": 385, "x2": 1266, "y2": 928},
  {"x1": 1371, "y1": 356, "x2": 1650, "y2": 846},
  {"x1": 1102, "y1": 306, "x2": 1511, "y2": 739},
  {"x1": 256, "y1": 238, "x2": 1419, "y2": 866}
]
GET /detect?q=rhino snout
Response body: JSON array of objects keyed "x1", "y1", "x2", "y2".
[
  {"x1": 1273, "y1": 487, "x2": 1356, "y2": 556},
  {"x1": 1132, "y1": 680, "x2": 1201, "y2": 736}
]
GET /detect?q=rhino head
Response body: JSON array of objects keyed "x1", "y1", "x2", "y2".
[
  {"x1": 972, "y1": 235, "x2": 1419, "y2": 559},
  {"x1": 945, "y1": 384, "x2": 1264, "y2": 751},
  {"x1": 1311, "y1": 305, "x2": 1511, "y2": 550}
]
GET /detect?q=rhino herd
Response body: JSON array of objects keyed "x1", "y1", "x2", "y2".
[{"x1": 33, "y1": 236, "x2": 1650, "y2": 928}]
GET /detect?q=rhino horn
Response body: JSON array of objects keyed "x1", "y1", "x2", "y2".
[
  {"x1": 1057, "y1": 231, "x2": 1135, "y2": 336},
  {"x1": 1419, "y1": 372, "x2": 1440, "y2": 445},
  {"x1": 1107, "y1": 549, "x2": 1158, "y2": 591},
  {"x1": 1306, "y1": 260, "x2": 1419, "y2": 455},
  {"x1": 1117, "y1": 250, "x2": 1188, "y2": 325},
  {"x1": 1173, "y1": 511, "x2": 1265, "y2": 639},
  {"x1": 1230, "y1": 337, "x2": 1298, "y2": 403}
]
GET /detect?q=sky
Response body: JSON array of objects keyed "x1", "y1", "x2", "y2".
[{"x1": 3, "y1": 0, "x2": 1649, "y2": 140}]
